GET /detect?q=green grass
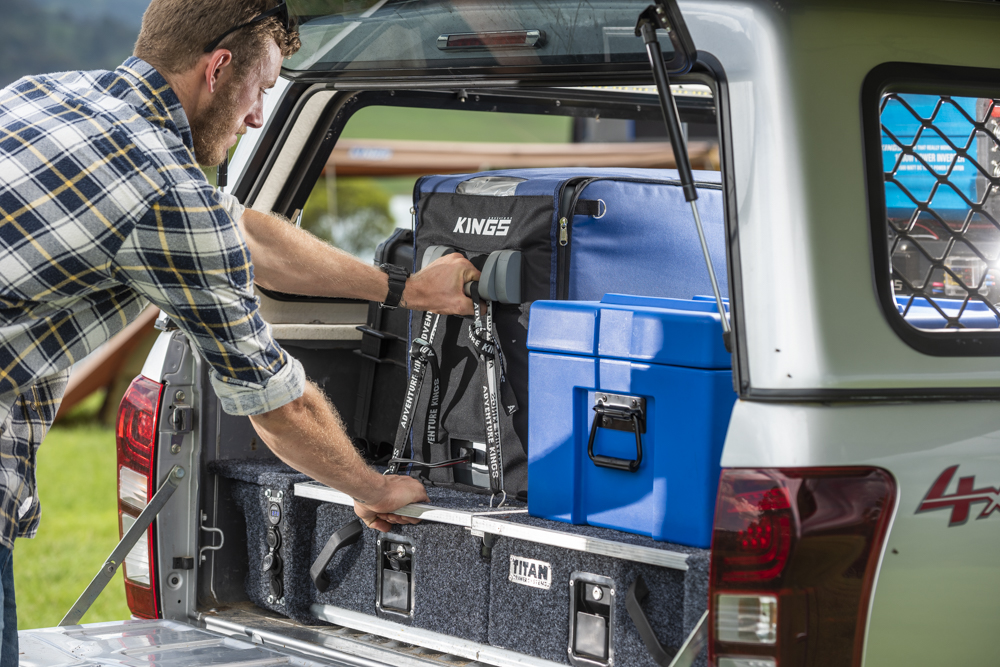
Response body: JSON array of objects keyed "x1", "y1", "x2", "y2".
[
  {"x1": 14, "y1": 424, "x2": 131, "y2": 629},
  {"x1": 341, "y1": 106, "x2": 573, "y2": 143}
]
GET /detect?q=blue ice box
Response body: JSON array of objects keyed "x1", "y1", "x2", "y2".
[{"x1": 526, "y1": 294, "x2": 737, "y2": 548}]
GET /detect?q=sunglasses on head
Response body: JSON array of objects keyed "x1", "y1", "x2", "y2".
[{"x1": 203, "y1": 0, "x2": 291, "y2": 53}]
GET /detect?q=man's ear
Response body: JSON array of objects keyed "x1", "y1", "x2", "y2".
[{"x1": 204, "y1": 50, "x2": 233, "y2": 94}]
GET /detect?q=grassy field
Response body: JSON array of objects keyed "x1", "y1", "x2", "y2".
[
  {"x1": 14, "y1": 422, "x2": 131, "y2": 629},
  {"x1": 341, "y1": 105, "x2": 573, "y2": 143}
]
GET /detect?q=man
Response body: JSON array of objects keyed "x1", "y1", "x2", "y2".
[{"x1": 0, "y1": 0, "x2": 477, "y2": 654}]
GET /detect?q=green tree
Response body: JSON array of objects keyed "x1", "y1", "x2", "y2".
[
  {"x1": 301, "y1": 176, "x2": 396, "y2": 260},
  {"x1": 0, "y1": 0, "x2": 138, "y2": 89}
]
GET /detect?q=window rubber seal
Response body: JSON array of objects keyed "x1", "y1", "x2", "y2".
[{"x1": 864, "y1": 61, "x2": 1000, "y2": 357}]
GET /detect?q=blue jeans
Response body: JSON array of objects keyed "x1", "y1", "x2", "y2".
[{"x1": 0, "y1": 545, "x2": 16, "y2": 667}]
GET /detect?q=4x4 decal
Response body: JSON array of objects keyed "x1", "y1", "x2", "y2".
[{"x1": 916, "y1": 465, "x2": 1000, "y2": 526}]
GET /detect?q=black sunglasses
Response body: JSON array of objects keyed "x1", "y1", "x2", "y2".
[{"x1": 203, "y1": 0, "x2": 291, "y2": 53}]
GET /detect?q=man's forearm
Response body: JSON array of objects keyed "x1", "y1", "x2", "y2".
[
  {"x1": 240, "y1": 208, "x2": 480, "y2": 316},
  {"x1": 248, "y1": 382, "x2": 384, "y2": 504},
  {"x1": 240, "y1": 208, "x2": 390, "y2": 302}
]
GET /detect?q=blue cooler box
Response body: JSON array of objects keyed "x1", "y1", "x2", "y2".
[{"x1": 526, "y1": 294, "x2": 737, "y2": 548}]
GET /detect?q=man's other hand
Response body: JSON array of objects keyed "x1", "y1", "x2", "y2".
[
  {"x1": 402, "y1": 252, "x2": 480, "y2": 316},
  {"x1": 354, "y1": 474, "x2": 429, "y2": 532}
]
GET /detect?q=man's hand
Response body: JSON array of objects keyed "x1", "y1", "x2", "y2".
[
  {"x1": 354, "y1": 474, "x2": 429, "y2": 532},
  {"x1": 402, "y1": 252, "x2": 480, "y2": 316},
  {"x1": 250, "y1": 383, "x2": 429, "y2": 531}
]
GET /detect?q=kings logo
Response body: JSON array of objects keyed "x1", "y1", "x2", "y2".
[{"x1": 453, "y1": 217, "x2": 511, "y2": 236}]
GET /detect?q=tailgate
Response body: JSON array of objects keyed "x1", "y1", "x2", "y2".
[{"x1": 19, "y1": 618, "x2": 343, "y2": 667}]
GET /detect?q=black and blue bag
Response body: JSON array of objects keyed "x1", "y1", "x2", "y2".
[{"x1": 388, "y1": 167, "x2": 727, "y2": 500}]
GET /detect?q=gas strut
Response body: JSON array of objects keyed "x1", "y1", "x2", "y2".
[{"x1": 636, "y1": 2, "x2": 732, "y2": 351}]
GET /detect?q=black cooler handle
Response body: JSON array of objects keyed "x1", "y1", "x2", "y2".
[
  {"x1": 587, "y1": 403, "x2": 643, "y2": 473},
  {"x1": 310, "y1": 519, "x2": 363, "y2": 593}
]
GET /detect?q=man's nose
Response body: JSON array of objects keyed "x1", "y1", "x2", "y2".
[{"x1": 246, "y1": 102, "x2": 265, "y2": 129}]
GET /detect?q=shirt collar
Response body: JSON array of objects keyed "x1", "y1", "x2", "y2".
[{"x1": 114, "y1": 57, "x2": 195, "y2": 153}]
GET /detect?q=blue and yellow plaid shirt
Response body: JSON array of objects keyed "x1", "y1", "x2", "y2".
[{"x1": 0, "y1": 57, "x2": 305, "y2": 548}]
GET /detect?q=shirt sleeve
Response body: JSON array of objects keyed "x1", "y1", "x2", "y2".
[
  {"x1": 214, "y1": 189, "x2": 246, "y2": 224},
  {"x1": 111, "y1": 181, "x2": 304, "y2": 416}
]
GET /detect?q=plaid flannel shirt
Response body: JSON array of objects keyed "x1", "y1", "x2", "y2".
[{"x1": 0, "y1": 57, "x2": 305, "y2": 549}]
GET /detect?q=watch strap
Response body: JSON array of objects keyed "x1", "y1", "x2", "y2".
[{"x1": 380, "y1": 263, "x2": 409, "y2": 309}]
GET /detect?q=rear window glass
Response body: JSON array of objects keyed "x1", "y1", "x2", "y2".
[
  {"x1": 874, "y1": 89, "x2": 1000, "y2": 345},
  {"x1": 285, "y1": 0, "x2": 672, "y2": 75}
]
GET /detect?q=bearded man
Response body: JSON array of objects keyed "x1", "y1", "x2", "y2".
[{"x1": 0, "y1": 0, "x2": 477, "y2": 655}]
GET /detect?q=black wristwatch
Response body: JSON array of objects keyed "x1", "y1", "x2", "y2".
[{"x1": 379, "y1": 263, "x2": 409, "y2": 309}]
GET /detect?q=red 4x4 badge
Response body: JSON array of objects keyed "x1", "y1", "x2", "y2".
[{"x1": 917, "y1": 465, "x2": 1000, "y2": 526}]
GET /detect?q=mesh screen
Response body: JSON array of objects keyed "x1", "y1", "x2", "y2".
[{"x1": 881, "y1": 93, "x2": 1000, "y2": 331}]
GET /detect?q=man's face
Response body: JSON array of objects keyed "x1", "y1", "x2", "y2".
[{"x1": 191, "y1": 40, "x2": 283, "y2": 167}]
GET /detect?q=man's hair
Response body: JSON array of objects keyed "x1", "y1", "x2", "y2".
[{"x1": 134, "y1": 0, "x2": 301, "y2": 79}]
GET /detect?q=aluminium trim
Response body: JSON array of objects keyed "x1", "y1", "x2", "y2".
[
  {"x1": 471, "y1": 516, "x2": 689, "y2": 571},
  {"x1": 293, "y1": 481, "x2": 527, "y2": 526},
  {"x1": 203, "y1": 615, "x2": 394, "y2": 667},
  {"x1": 311, "y1": 604, "x2": 567, "y2": 667},
  {"x1": 294, "y1": 482, "x2": 689, "y2": 570}
]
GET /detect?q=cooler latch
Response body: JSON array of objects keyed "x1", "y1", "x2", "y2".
[{"x1": 588, "y1": 393, "x2": 646, "y2": 473}]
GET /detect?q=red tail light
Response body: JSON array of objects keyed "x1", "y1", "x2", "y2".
[
  {"x1": 116, "y1": 375, "x2": 164, "y2": 619},
  {"x1": 709, "y1": 468, "x2": 896, "y2": 667}
]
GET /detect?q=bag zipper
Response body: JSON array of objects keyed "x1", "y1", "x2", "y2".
[
  {"x1": 554, "y1": 176, "x2": 723, "y2": 301},
  {"x1": 555, "y1": 178, "x2": 589, "y2": 300}
]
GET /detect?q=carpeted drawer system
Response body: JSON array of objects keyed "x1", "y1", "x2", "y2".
[
  {"x1": 487, "y1": 515, "x2": 709, "y2": 667},
  {"x1": 209, "y1": 459, "x2": 320, "y2": 624},
  {"x1": 310, "y1": 492, "x2": 495, "y2": 642},
  {"x1": 213, "y1": 460, "x2": 709, "y2": 665}
]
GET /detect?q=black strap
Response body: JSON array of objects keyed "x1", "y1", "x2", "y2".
[
  {"x1": 469, "y1": 301, "x2": 504, "y2": 495},
  {"x1": 380, "y1": 263, "x2": 409, "y2": 309},
  {"x1": 388, "y1": 311, "x2": 439, "y2": 474},
  {"x1": 574, "y1": 199, "x2": 604, "y2": 217}
]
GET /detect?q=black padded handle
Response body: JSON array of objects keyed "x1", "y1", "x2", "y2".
[
  {"x1": 626, "y1": 575, "x2": 677, "y2": 666},
  {"x1": 310, "y1": 519, "x2": 363, "y2": 593}
]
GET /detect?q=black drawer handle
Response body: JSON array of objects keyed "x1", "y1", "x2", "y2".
[
  {"x1": 310, "y1": 519, "x2": 363, "y2": 593},
  {"x1": 626, "y1": 575, "x2": 677, "y2": 666}
]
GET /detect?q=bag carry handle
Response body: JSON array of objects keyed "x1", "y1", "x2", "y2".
[
  {"x1": 310, "y1": 519, "x2": 363, "y2": 593},
  {"x1": 587, "y1": 393, "x2": 645, "y2": 473}
]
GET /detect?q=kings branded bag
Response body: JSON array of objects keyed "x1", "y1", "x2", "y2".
[{"x1": 387, "y1": 168, "x2": 727, "y2": 500}]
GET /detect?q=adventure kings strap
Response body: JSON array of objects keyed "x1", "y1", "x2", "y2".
[
  {"x1": 469, "y1": 301, "x2": 504, "y2": 496},
  {"x1": 388, "y1": 311, "x2": 441, "y2": 474},
  {"x1": 388, "y1": 302, "x2": 517, "y2": 498}
]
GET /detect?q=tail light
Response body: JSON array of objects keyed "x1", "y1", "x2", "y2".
[
  {"x1": 116, "y1": 375, "x2": 164, "y2": 619},
  {"x1": 708, "y1": 468, "x2": 896, "y2": 667}
]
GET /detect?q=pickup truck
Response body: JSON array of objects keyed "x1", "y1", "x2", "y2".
[{"x1": 20, "y1": 1, "x2": 1000, "y2": 666}]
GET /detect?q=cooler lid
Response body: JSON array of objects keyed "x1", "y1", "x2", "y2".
[{"x1": 527, "y1": 294, "x2": 731, "y2": 369}]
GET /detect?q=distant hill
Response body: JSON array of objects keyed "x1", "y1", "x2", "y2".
[
  {"x1": 33, "y1": 0, "x2": 149, "y2": 27},
  {"x1": 0, "y1": 0, "x2": 139, "y2": 89}
]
